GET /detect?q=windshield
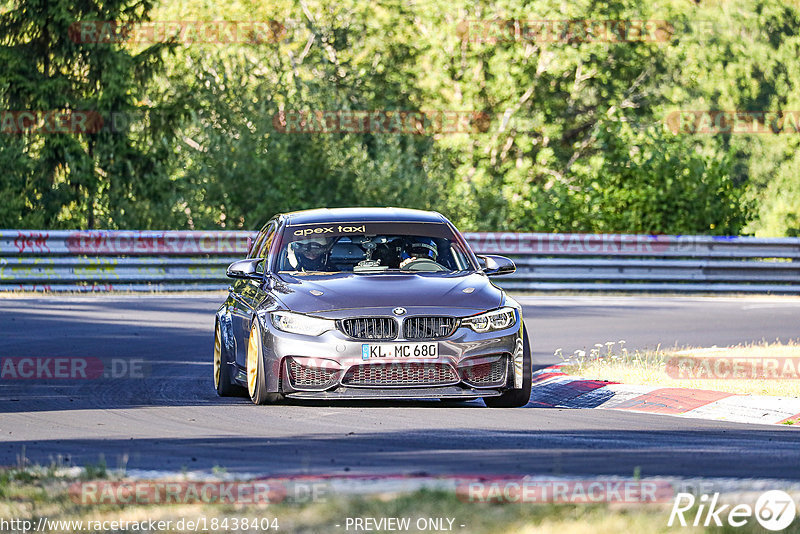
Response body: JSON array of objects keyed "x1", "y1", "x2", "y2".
[{"x1": 277, "y1": 222, "x2": 473, "y2": 274}]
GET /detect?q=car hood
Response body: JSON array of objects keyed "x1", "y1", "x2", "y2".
[{"x1": 271, "y1": 272, "x2": 504, "y2": 315}]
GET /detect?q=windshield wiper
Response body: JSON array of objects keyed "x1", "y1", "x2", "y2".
[{"x1": 281, "y1": 270, "x2": 338, "y2": 276}]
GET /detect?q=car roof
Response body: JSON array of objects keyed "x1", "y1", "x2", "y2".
[{"x1": 283, "y1": 207, "x2": 447, "y2": 225}]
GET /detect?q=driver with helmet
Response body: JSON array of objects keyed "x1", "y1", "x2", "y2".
[{"x1": 399, "y1": 237, "x2": 439, "y2": 268}]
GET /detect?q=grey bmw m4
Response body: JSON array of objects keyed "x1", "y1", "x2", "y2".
[{"x1": 213, "y1": 207, "x2": 532, "y2": 407}]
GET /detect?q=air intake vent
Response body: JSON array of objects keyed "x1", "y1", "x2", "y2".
[
  {"x1": 342, "y1": 363, "x2": 458, "y2": 387},
  {"x1": 338, "y1": 317, "x2": 398, "y2": 340},
  {"x1": 460, "y1": 356, "x2": 507, "y2": 387},
  {"x1": 404, "y1": 316, "x2": 459, "y2": 340},
  {"x1": 287, "y1": 359, "x2": 338, "y2": 390}
]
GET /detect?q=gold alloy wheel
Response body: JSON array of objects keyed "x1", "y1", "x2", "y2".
[
  {"x1": 247, "y1": 322, "x2": 260, "y2": 397},
  {"x1": 213, "y1": 324, "x2": 222, "y2": 389}
]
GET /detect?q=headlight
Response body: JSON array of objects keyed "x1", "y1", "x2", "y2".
[
  {"x1": 462, "y1": 307, "x2": 517, "y2": 333},
  {"x1": 270, "y1": 311, "x2": 335, "y2": 336}
]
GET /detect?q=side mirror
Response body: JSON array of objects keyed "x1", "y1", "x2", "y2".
[
  {"x1": 476, "y1": 254, "x2": 516, "y2": 276},
  {"x1": 226, "y1": 258, "x2": 264, "y2": 280}
]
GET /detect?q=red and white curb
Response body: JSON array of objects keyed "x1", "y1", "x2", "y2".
[{"x1": 530, "y1": 366, "x2": 800, "y2": 426}]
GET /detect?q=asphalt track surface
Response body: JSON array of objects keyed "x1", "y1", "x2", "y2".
[{"x1": 1, "y1": 294, "x2": 799, "y2": 480}]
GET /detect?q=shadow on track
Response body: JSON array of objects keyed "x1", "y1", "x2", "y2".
[{"x1": 3, "y1": 428, "x2": 800, "y2": 480}]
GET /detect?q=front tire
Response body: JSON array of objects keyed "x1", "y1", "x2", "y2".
[
  {"x1": 484, "y1": 328, "x2": 532, "y2": 408},
  {"x1": 214, "y1": 321, "x2": 246, "y2": 397},
  {"x1": 246, "y1": 318, "x2": 283, "y2": 405}
]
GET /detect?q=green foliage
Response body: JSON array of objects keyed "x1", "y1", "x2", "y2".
[
  {"x1": 0, "y1": 0, "x2": 180, "y2": 229},
  {"x1": 3, "y1": 0, "x2": 800, "y2": 233},
  {"x1": 81, "y1": 457, "x2": 108, "y2": 480}
]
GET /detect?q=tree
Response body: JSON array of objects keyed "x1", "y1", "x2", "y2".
[{"x1": 0, "y1": 0, "x2": 178, "y2": 228}]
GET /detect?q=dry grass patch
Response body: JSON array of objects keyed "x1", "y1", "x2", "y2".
[{"x1": 559, "y1": 340, "x2": 800, "y2": 397}]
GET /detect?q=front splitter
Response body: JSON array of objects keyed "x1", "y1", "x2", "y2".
[{"x1": 284, "y1": 385, "x2": 503, "y2": 400}]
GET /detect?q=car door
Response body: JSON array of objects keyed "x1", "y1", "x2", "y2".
[{"x1": 230, "y1": 220, "x2": 278, "y2": 368}]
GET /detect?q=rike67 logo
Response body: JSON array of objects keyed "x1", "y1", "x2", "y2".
[{"x1": 669, "y1": 490, "x2": 797, "y2": 531}]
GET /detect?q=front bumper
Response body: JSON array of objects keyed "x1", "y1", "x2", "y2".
[{"x1": 241, "y1": 307, "x2": 524, "y2": 397}]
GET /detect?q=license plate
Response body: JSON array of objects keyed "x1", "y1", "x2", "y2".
[{"x1": 361, "y1": 342, "x2": 439, "y2": 360}]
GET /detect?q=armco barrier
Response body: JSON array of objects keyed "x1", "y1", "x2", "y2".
[{"x1": 1, "y1": 230, "x2": 798, "y2": 292}]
